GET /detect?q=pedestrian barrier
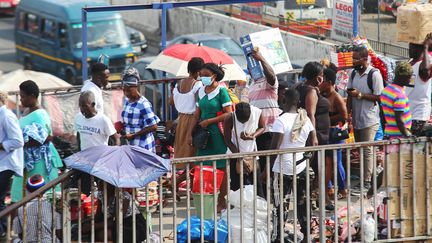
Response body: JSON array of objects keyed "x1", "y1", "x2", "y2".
[
  {"x1": 367, "y1": 39, "x2": 409, "y2": 59},
  {"x1": 1, "y1": 137, "x2": 432, "y2": 242}
]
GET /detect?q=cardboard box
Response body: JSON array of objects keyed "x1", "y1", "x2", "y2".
[
  {"x1": 385, "y1": 143, "x2": 426, "y2": 188},
  {"x1": 239, "y1": 34, "x2": 265, "y2": 81},
  {"x1": 391, "y1": 219, "x2": 429, "y2": 238},
  {"x1": 239, "y1": 28, "x2": 292, "y2": 81},
  {"x1": 397, "y1": 3, "x2": 432, "y2": 44},
  {"x1": 388, "y1": 186, "x2": 427, "y2": 220}
]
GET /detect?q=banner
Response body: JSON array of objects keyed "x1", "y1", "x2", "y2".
[{"x1": 331, "y1": 0, "x2": 356, "y2": 42}]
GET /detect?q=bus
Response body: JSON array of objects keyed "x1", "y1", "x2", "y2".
[{"x1": 15, "y1": 0, "x2": 136, "y2": 84}]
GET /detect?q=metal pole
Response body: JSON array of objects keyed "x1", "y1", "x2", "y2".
[
  {"x1": 161, "y1": 5, "x2": 168, "y2": 121},
  {"x1": 377, "y1": 0, "x2": 381, "y2": 42},
  {"x1": 81, "y1": 9, "x2": 88, "y2": 80},
  {"x1": 353, "y1": 0, "x2": 359, "y2": 37}
]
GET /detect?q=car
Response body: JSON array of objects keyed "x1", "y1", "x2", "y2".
[
  {"x1": 126, "y1": 25, "x2": 148, "y2": 55},
  {"x1": 0, "y1": 0, "x2": 19, "y2": 15},
  {"x1": 165, "y1": 33, "x2": 247, "y2": 71},
  {"x1": 128, "y1": 56, "x2": 175, "y2": 117}
]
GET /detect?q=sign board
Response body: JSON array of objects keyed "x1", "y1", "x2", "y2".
[
  {"x1": 331, "y1": 0, "x2": 356, "y2": 42},
  {"x1": 240, "y1": 28, "x2": 292, "y2": 81}
]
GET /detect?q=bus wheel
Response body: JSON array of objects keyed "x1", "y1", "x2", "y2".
[
  {"x1": 65, "y1": 70, "x2": 79, "y2": 85},
  {"x1": 23, "y1": 58, "x2": 33, "y2": 70}
]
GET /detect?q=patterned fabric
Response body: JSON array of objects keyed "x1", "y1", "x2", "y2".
[
  {"x1": 248, "y1": 77, "x2": 281, "y2": 132},
  {"x1": 380, "y1": 83, "x2": 412, "y2": 138},
  {"x1": 121, "y1": 96, "x2": 160, "y2": 153},
  {"x1": 97, "y1": 191, "x2": 138, "y2": 218},
  {"x1": 13, "y1": 199, "x2": 62, "y2": 243},
  {"x1": 22, "y1": 123, "x2": 53, "y2": 176}
]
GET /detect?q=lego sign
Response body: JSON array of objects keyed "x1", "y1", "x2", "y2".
[{"x1": 331, "y1": 0, "x2": 357, "y2": 42}]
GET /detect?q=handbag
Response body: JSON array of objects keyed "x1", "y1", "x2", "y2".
[
  {"x1": 330, "y1": 127, "x2": 350, "y2": 142},
  {"x1": 232, "y1": 113, "x2": 254, "y2": 174},
  {"x1": 192, "y1": 124, "x2": 210, "y2": 150}
]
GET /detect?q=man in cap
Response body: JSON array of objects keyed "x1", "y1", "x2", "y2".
[
  {"x1": 12, "y1": 175, "x2": 62, "y2": 243},
  {"x1": 121, "y1": 68, "x2": 160, "y2": 153},
  {"x1": 380, "y1": 62, "x2": 413, "y2": 138}
]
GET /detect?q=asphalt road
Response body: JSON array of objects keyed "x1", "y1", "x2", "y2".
[
  {"x1": 359, "y1": 13, "x2": 407, "y2": 47},
  {"x1": 0, "y1": 14, "x2": 22, "y2": 73}
]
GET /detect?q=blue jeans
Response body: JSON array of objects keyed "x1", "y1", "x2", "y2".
[
  {"x1": 0, "y1": 170, "x2": 13, "y2": 234},
  {"x1": 328, "y1": 128, "x2": 346, "y2": 190}
]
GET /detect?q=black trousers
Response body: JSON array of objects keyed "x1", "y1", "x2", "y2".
[
  {"x1": 0, "y1": 170, "x2": 13, "y2": 234},
  {"x1": 271, "y1": 170, "x2": 308, "y2": 243},
  {"x1": 229, "y1": 159, "x2": 264, "y2": 197},
  {"x1": 256, "y1": 132, "x2": 273, "y2": 196}
]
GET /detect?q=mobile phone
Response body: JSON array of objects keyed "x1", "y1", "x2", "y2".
[{"x1": 347, "y1": 88, "x2": 355, "y2": 91}]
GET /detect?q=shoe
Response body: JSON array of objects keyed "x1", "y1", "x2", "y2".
[
  {"x1": 351, "y1": 182, "x2": 371, "y2": 196},
  {"x1": 325, "y1": 203, "x2": 335, "y2": 211}
]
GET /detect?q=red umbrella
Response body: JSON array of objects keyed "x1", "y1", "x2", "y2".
[{"x1": 147, "y1": 44, "x2": 246, "y2": 81}]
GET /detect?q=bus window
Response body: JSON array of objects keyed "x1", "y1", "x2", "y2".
[
  {"x1": 27, "y1": 13, "x2": 39, "y2": 34},
  {"x1": 265, "y1": 1, "x2": 278, "y2": 7},
  {"x1": 17, "y1": 11, "x2": 27, "y2": 30},
  {"x1": 59, "y1": 23, "x2": 68, "y2": 48},
  {"x1": 41, "y1": 19, "x2": 56, "y2": 41}
]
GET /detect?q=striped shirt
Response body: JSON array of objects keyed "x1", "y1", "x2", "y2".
[
  {"x1": 248, "y1": 77, "x2": 281, "y2": 132},
  {"x1": 380, "y1": 83, "x2": 412, "y2": 138},
  {"x1": 13, "y1": 199, "x2": 62, "y2": 243}
]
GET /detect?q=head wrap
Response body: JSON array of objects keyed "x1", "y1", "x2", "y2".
[{"x1": 122, "y1": 67, "x2": 140, "y2": 86}]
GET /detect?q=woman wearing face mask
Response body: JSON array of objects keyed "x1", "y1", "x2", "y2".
[
  {"x1": 296, "y1": 61, "x2": 330, "y2": 209},
  {"x1": 189, "y1": 62, "x2": 233, "y2": 212}
]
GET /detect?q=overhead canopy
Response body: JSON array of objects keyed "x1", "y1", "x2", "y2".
[{"x1": 0, "y1": 69, "x2": 72, "y2": 93}]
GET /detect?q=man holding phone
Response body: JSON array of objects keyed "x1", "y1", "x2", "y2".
[{"x1": 346, "y1": 46, "x2": 384, "y2": 195}]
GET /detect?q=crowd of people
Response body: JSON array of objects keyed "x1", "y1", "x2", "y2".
[{"x1": 0, "y1": 34, "x2": 432, "y2": 242}]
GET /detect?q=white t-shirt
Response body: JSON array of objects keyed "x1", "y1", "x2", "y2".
[
  {"x1": 74, "y1": 113, "x2": 117, "y2": 150},
  {"x1": 270, "y1": 113, "x2": 314, "y2": 175},
  {"x1": 405, "y1": 60, "x2": 432, "y2": 121},
  {"x1": 228, "y1": 106, "x2": 262, "y2": 153},
  {"x1": 81, "y1": 80, "x2": 104, "y2": 114}
]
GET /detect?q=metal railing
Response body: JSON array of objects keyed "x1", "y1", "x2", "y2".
[
  {"x1": 2, "y1": 137, "x2": 432, "y2": 242},
  {"x1": 367, "y1": 39, "x2": 409, "y2": 59}
]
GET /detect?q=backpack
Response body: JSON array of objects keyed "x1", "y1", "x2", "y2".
[{"x1": 350, "y1": 68, "x2": 386, "y2": 94}]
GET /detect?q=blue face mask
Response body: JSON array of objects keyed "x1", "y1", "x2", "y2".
[{"x1": 201, "y1": 76, "x2": 213, "y2": 86}]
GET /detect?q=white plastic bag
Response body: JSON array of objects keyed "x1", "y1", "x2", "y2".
[
  {"x1": 228, "y1": 185, "x2": 268, "y2": 211},
  {"x1": 363, "y1": 215, "x2": 376, "y2": 243}
]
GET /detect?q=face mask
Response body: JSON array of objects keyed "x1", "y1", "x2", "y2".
[
  {"x1": 353, "y1": 64, "x2": 364, "y2": 71},
  {"x1": 201, "y1": 76, "x2": 213, "y2": 86}
]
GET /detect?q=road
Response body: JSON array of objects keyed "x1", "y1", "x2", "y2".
[
  {"x1": 359, "y1": 13, "x2": 407, "y2": 47},
  {"x1": 0, "y1": 15, "x2": 22, "y2": 73}
]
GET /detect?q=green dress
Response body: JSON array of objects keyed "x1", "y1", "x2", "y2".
[
  {"x1": 11, "y1": 109, "x2": 63, "y2": 202},
  {"x1": 196, "y1": 86, "x2": 232, "y2": 168}
]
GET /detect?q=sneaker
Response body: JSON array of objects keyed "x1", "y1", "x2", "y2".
[{"x1": 351, "y1": 182, "x2": 371, "y2": 196}]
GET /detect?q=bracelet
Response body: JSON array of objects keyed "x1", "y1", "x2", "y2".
[{"x1": 357, "y1": 92, "x2": 362, "y2": 100}]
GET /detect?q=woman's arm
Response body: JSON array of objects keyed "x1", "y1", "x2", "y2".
[
  {"x1": 330, "y1": 94, "x2": 348, "y2": 125},
  {"x1": 223, "y1": 114, "x2": 238, "y2": 153},
  {"x1": 305, "y1": 89, "x2": 319, "y2": 146}
]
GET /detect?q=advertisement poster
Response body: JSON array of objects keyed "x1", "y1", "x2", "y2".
[
  {"x1": 331, "y1": 0, "x2": 356, "y2": 42},
  {"x1": 248, "y1": 28, "x2": 293, "y2": 75}
]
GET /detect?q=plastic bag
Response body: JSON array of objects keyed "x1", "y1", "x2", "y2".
[
  {"x1": 221, "y1": 208, "x2": 268, "y2": 230},
  {"x1": 228, "y1": 185, "x2": 268, "y2": 211},
  {"x1": 229, "y1": 225, "x2": 268, "y2": 243},
  {"x1": 363, "y1": 215, "x2": 376, "y2": 243},
  {"x1": 177, "y1": 216, "x2": 213, "y2": 243},
  {"x1": 208, "y1": 219, "x2": 229, "y2": 243}
]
